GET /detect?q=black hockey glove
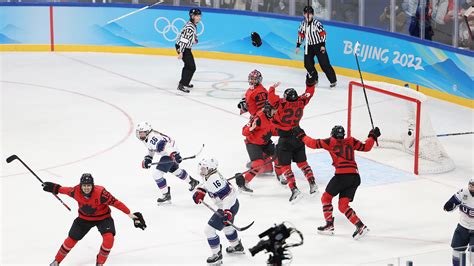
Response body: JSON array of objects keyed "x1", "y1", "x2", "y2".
[
  {"x1": 443, "y1": 201, "x2": 457, "y2": 212},
  {"x1": 142, "y1": 155, "x2": 152, "y2": 169},
  {"x1": 238, "y1": 98, "x2": 248, "y2": 114},
  {"x1": 292, "y1": 126, "x2": 306, "y2": 141},
  {"x1": 42, "y1": 181, "x2": 61, "y2": 194},
  {"x1": 133, "y1": 212, "x2": 147, "y2": 230},
  {"x1": 368, "y1": 127, "x2": 381, "y2": 141},
  {"x1": 170, "y1": 152, "x2": 183, "y2": 163},
  {"x1": 234, "y1": 173, "x2": 245, "y2": 187}
]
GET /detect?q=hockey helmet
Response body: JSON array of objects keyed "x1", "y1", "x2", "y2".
[
  {"x1": 198, "y1": 158, "x2": 218, "y2": 177},
  {"x1": 248, "y1": 69, "x2": 263, "y2": 86},
  {"x1": 189, "y1": 8, "x2": 202, "y2": 20},
  {"x1": 284, "y1": 88, "x2": 298, "y2": 102},
  {"x1": 80, "y1": 173, "x2": 94, "y2": 196},
  {"x1": 303, "y1": 6, "x2": 314, "y2": 15},
  {"x1": 331, "y1": 125, "x2": 345, "y2": 140},
  {"x1": 262, "y1": 101, "x2": 276, "y2": 118},
  {"x1": 136, "y1": 121, "x2": 152, "y2": 141}
]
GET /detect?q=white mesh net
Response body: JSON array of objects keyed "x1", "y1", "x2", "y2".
[{"x1": 349, "y1": 81, "x2": 455, "y2": 174}]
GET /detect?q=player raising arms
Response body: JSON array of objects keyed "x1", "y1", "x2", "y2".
[
  {"x1": 136, "y1": 121, "x2": 199, "y2": 205},
  {"x1": 43, "y1": 174, "x2": 146, "y2": 265},
  {"x1": 268, "y1": 75, "x2": 318, "y2": 202},
  {"x1": 444, "y1": 178, "x2": 474, "y2": 266},
  {"x1": 193, "y1": 158, "x2": 245, "y2": 265},
  {"x1": 235, "y1": 102, "x2": 282, "y2": 192},
  {"x1": 294, "y1": 125, "x2": 380, "y2": 239}
]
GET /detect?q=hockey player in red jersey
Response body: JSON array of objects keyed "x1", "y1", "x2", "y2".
[
  {"x1": 235, "y1": 102, "x2": 282, "y2": 192},
  {"x1": 43, "y1": 173, "x2": 146, "y2": 265},
  {"x1": 237, "y1": 69, "x2": 276, "y2": 175},
  {"x1": 294, "y1": 125, "x2": 381, "y2": 239},
  {"x1": 268, "y1": 75, "x2": 318, "y2": 202}
]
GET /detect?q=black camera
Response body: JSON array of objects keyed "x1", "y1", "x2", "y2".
[{"x1": 249, "y1": 222, "x2": 303, "y2": 266}]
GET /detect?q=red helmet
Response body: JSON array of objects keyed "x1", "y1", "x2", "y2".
[{"x1": 248, "y1": 69, "x2": 262, "y2": 86}]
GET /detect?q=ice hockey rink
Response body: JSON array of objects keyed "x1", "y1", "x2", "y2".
[{"x1": 1, "y1": 52, "x2": 473, "y2": 265}]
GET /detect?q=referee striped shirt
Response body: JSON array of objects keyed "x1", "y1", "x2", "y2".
[
  {"x1": 296, "y1": 19, "x2": 327, "y2": 47},
  {"x1": 176, "y1": 21, "x2": 197, "y2": 53}
]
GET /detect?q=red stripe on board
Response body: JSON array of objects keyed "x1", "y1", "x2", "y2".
[{"x1": 49, "y1": 6, "x2": 55, "y2": 51}]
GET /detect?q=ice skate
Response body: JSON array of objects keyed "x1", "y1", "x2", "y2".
[
  {"x1": 226, "y1": 240, "x2": 245, "y2": 254},
  {"x1": 317, "y1": 220, "x2": 334, "y2": 235},
  {"x1": 352, "y1": 222, "x2": 369, "y2": 240},
  {"x1": 157, "y1": 187, "x2": 171, "y2": 205}
]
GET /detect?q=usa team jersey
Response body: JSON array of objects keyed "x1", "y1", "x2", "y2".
[
  {"x1": 453, "y1": 188, "x2": 474, "y2": 230},
  {"x1": 199, "y1": 171, "x2": 237, "y2": 210},
  {"x1": 142, "y1": 131, "x2": 177, "y2": 159}
]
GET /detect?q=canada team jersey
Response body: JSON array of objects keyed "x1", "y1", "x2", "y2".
[
  {"x1": 199, "y1": 171, "x2": 237, "y2": 210},
  {"x1": 245, "y1": 84, "x2": 268, "y2": 116},
  {"x1": 303, "y1": 136, "x2": 375, "y2": 174},
  {"x1": 58, "y1": 185, "x2": 130, "y2": 221},
  {"x1": 268, "y1": 84, "x2": 315, "y2": 131},
  {"x1": 453, "y1": 188, "x2": 474, "y2": 230},
  {"x1": 142, "y1": 131, "x2": 177, "y2": 159},
  {"x1": 242, "y1": 110, "x2": 277, "y2": 145}
]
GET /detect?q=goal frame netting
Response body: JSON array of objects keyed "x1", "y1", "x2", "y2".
[{"x1": 347, "y1": 81, "x2": 421, "y2": 175}]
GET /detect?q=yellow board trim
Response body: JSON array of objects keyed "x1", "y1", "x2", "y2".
[{"x1": 2, "y1": 44, "x2": 472, "y2": 108}]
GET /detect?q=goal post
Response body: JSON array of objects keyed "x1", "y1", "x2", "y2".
[{"x1": 347, "y1": 81, "x2": 454, "y2": 175}]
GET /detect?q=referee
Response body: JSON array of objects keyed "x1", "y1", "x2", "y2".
[
  {"x1": 175, "y1": 8, "x2": 201, "y2": 93},
  {"x1": 296, "y1": 6, "x2": 337, "y2": 88}
]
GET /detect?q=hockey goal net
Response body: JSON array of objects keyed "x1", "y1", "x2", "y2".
[{"x1": 347, "y1": 81, "x2": 455, "y2": 175}]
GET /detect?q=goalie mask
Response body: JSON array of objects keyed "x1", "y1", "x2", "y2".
[
  {"x1": 331, "y1": 125, "x2": 345, "y2": 140},
  {"x1": 248, "y1": 69, "x2": 263, "y2": 86},
  {"x1": 136, "y1": 121, "x2": 152, "y2": 141}
]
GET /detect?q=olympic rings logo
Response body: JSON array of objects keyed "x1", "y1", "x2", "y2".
[{"x1": 153, "y1": 17, "x2": 205, "y2": 42}]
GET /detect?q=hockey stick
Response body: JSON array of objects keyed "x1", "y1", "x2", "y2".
[
  {"x1": 435, "y1": 132, "x2": 473, "y2": 137},
  {"x1": 106, "y1": 0, "x2": 164, "y2": 24},
  {"x1": 353, "y1": 42, "x2": 378, "y2": 145},
  {"x1": 150, "y1": 144, "x2": 205, "y2": 166},
  {"x1": 201, "y1": 201, "x2": 254, "y2": 232},
  {"x1": 5, "y1": 155, "x2": 71, "y2": 211},
  {"x1": 227, "y1": 156, "x2": 276, "y2": 181}
]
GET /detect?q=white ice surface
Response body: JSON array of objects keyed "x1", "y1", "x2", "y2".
[{"x1": 1, "y1": 52, "x2": 473, "y2": 265}]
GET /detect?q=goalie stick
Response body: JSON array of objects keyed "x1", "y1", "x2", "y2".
[
  {"x1": 6, "y1": 155, "x2": 71, "y2": 211},
  {"x1": 201, "y1": 201, "x2": 254, "y2": 232}
]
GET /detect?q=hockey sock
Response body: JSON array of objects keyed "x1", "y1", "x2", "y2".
[
  {"x1": 153, "y1": 172, "x2": 168, "y2": 193},
  {"x1": 282, "y1": 166, "x2": 296, "y2": 189},
  {"x1": 205, "y1": 225, "x2": 221, "y2": 254},
  {"x1": 55, "y1": 237, "x2": 78, "y2": 262},
  {"x1": 223, "y1": 226, "x2": 239, "y2": 247},
  {"x1": 297, "y1": 161, "x2": 314, "y2": 182},
  {"x1": 263, "y1": 156, "x2": 273, "y2": 172},
  {"x1": 339, "y1": 197, "x2": 361, "y2": 225},
  {"x1": 172, "y1": 168, "x2": 190, "y2": 182},
  {"x1": 96, "y1": 233, "x2": 114, "y2": 264},
  {"x1": 274, "y1": 159, "x2": 283, "y2": 176},
  {"x1": 244, "y1": 159, "x2": 264, "y2": 182},
  {"x1": 321, "y1": 192, "x2": 334, "y2": 222}
]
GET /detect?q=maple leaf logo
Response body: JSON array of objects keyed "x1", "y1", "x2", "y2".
[{"x1": 80, "y1": 204, "x2": 97, "y2": 215}]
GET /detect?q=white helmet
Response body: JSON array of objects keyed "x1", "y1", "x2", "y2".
[
  {"x1": 136, "y1": 121, "x2": 152, "y2": 141},
  {"x1": 198, "y1": 158, "x2": 218, "y2": 176}
]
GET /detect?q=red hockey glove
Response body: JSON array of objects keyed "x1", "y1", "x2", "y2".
[
  {"x1": 368, "y1": 127, "x2": 381, "y2": 141},
  {"x1": 222, "y1": 209, "x2": 233, "y2": 226},
  {"x1": 193, "y1": 188, "x2": 207, "y2": 204},
  {"x1": 170, "y1": 152, "x2": 183, "y2": 164}
]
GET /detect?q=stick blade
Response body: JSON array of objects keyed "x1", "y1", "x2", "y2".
[
  {"x1": 236, "y1": 221, "x2": 255, "y2": 232},
  {"x1": 6, "y1": 155, "x2": 18, "y2": 163}
]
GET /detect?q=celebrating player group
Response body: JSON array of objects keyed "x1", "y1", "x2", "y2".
[{"x1": 24, "y1": 5, "x2": 469, "y2": 266}]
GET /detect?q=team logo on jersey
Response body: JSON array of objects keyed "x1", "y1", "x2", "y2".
[{"x1": 153, "y1": 17, "x2": 205, "y2": 42}]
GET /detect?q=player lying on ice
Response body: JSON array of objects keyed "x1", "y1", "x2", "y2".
[
  {"x1": 193, "y1": 158, "x2": 245, "y2": 265},
  {"x1": 293, "y1": 125, "x2": 380, "y2": 239},
  {"x1": 43, "y1": 173, "x2": 146, "y2": 265}
]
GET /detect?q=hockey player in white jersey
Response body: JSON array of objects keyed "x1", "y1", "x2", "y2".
[
  {"x1": 136, "y1": 121, "x2": 199, "y2": 204},
  {"x1": 444, "y1": 178, "x2": 474, "y2": 266},
  {"x1": 192, "y1": 158, "x2": 245, "y2": 265}
]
